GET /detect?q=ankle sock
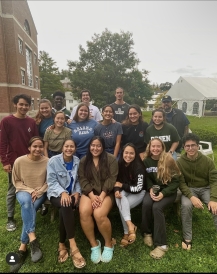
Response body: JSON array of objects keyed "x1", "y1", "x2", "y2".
[{"x1": 160, "y1": 245, "x2": 167, "y2": 249}]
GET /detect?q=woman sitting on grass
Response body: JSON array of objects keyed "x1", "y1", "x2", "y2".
[
  {"x1": 43, "y1": 111, "x2": 72, "y2": 158},
  {"x1": 114, "y1": 143, "x2": 146, "y2": 247},
  {"x1": 141, "y1": 138, "x2": 181, "y2": 259},
  {"x1": 78, "y1": 136, "x2": 118, "y2": 264},
  {"x1": 47, "y1": 139, "x2": 86, "y2": 268},
  {"x1": 10, "y1": 137, "x2": 48, "y2": 273}
]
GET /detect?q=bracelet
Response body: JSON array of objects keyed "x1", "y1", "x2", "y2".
[{"x1": 169, "y1": 150, "x2": 173, "y2": 155}]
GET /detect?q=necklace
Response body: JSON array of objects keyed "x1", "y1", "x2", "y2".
[{"x1": 133, "y1": 124, "x2": 139, "y2": 131}]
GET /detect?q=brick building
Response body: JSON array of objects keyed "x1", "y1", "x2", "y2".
[{"x1": 0, "y1": 0, "x2": 40, "y2": 120}]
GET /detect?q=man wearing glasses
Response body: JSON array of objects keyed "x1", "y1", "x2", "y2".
[
  {"x1": 177, "y1": 133, "x2": 217, "y2": 251},
  {"x1": 161, "y1": 95, "x2": 190, "y2": 154}
]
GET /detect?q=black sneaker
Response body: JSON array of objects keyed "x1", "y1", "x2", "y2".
[
  {"x1": 9, "y1": 250, "x2": 28, "y2": 273},
  {"x1": 6, "y1": 220, "x2": 16, "y2": 232},
  {"x1": 29, "y1": 239, "x2": 42, "y2": 262},
  {"x1": 40, "y1": 204, "x2": 48, "y2": 216}
]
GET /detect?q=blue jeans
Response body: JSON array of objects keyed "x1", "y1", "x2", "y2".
[{"x1": 16, "y1": 191, "x2": 46, "y2": 244}]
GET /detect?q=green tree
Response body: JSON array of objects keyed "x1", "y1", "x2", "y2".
[
  {"x1": 67, "y1": 29, "x2": 153, "y2": 108},
  {"x1": 39, "y1": 51, "x2": 63, "y2": 101},
  {"x1": 159, "y1": 82, "x2": 173, "y2": 92}
]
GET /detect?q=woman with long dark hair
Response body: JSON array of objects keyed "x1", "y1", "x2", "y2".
[
  {"x1": 94, "y1": 104, "x2": 122, "y2": 158},
  {"x1": 10, "y1": 136, "x2": 48, "y2": 273},
  {"x1": 47, "y1": 139, "x2": 86, "y2": 268},
  {"x1": 78, "y1": 136, "x2": 118, "y2": 264},
  {"x1": 121, "y1": 104, "x2": 149, "y2": 160},
  {"x1": 114, "y1": 143, "x2": 146, "y2": 247}
]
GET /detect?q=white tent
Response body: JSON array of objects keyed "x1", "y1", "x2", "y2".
[{"x1": 167, "y1": 76, "x2": 217, "y2": 117}]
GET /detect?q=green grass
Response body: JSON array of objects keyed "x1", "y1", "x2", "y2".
[{"x1": 1, "y1": 115, "x2": 217, "y2": 272}]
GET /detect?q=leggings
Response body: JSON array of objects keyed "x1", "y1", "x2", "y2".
[{"x1": 50, "y1": 196, "x2": 76, "y2": 243}]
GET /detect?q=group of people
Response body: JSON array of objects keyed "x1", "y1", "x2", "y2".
[{"x1": 0, "y1": 88, "x2": 217, "y2": 273}]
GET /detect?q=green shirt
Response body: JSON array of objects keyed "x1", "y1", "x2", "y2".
[{"x1": 145, "y1": 122, "x2": 180, "y2": 152}]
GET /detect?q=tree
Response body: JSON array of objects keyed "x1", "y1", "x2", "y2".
[
  {"x1": 67, "y1": 29, "x2": 153, "y2": 108},
  {"x1": 39, "y1": 51, "x2": 63, "y2": 100},
  {"x1": 159, "y1": 82, "x2": 173, "y2": 92}
]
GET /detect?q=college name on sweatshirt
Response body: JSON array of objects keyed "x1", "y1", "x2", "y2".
[
  {"x1": 130, "y1": 174, "x2": 144, "y2": 192},
  {"x1": 151, "y1": 135, "x2": 171, "y2": 142},
  {"x1": 73, "y1": 126, "x2": 94, "y2": 135}
]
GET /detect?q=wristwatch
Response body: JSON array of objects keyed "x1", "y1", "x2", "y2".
[{"x1": 169, "y1": 150, "x2": 174, "y2": 155}]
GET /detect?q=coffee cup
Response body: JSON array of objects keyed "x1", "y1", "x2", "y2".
[{"x1": 152, "y1": 185, "x2": 160, "y2": 196}]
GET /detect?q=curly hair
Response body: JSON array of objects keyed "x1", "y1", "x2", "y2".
[{"x1": 144, "y1": 138, "x2": 181, "y2": 184}]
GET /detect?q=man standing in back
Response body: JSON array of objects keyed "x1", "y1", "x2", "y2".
[
  {"x1": 52, "y1": 90, "x2": 71, "y2": 120},
  {"x1": 70, "y1": 89, "x2": 102, "y2": 121},
  {"x1": 110, "y1": 87, "x2": 130, "y2": 123},
  {"x1": 0, "y1": 94, "x2": 39, "y2": 231},
  {"x1": 161, "y1": 95, "x2": 190, "y2": 154}
]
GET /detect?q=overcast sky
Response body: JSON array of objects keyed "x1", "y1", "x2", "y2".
[{"x1": 28, "y1": 1, "x2": 217, "y2": 85}]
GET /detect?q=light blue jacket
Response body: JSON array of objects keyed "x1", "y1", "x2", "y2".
[{"x1": 46, "y1": 153, "x2": 81, "y2": 200}]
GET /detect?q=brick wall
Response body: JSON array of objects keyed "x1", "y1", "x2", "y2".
[{"x1": 0, "y1": 0, "x2": 40, "y2": 119}]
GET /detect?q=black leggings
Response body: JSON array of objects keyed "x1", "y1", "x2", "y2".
[{"x1": 50, "y1": 196, "x2": 76, "y2": 243}]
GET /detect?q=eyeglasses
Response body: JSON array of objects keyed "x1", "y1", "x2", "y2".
[{"x1": 184, "y1": 144, "x2": 198, "y2": 149}]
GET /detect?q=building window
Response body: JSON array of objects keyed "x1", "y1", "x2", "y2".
[
  {"x1": 35, "y1": 77, "x2": 38, "y2": 89},
  {"x1": 69, "y1": 100, "x2": 73, "y2": 103},
  {"x1": 34, "y1": 53, "x2": 37, "y2": 65},
  {"x1": 26, "y1": 47, "x2": 33, "y2": 87},
  {"x1": 182, "y1": 102, "x2": 187, "y2": 113},
  {"x1": 192, "y1": 102, "x2": 199, "y2": 115},
  {"x1": 18, "y1": 38, "x2": 23, "y2": 54},
  {"x1": 24, "y1": 20, "x2": 31, "y2": 36},
  {"x1": 21, "y1": 69, "x2": 25, "y2": 85}
]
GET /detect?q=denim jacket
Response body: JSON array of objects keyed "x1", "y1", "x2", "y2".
[{"x1": 47, "y1": 153, "x2": 81, "y2": 200}]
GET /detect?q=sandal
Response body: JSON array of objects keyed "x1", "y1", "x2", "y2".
[
  {"x1": 70, "y1": 248, "x2": 86, "y2": 268},
  {"x1": 182, "y1": 239, "x2": 192, "y2": 250},
  {"x1": 128, "y1": 226, "x2": 137, "y2": 244},
  {"x1": 144, "y1": 234, "x2": 153, "y2": 247},
  {"x1": 101, "y1": 238, "x2": 116, "y2": 263},
  {"x1": 58, "y1": 246, "x2": 68, "y2": 263},
  {"x1": 120, "y1": 234, "x2": 129, "y2": 248},
  {"x1": 91, "y1": 240, "x2": 101, "y2": 264},
  {"x1": 150, "y1": 246, "x2": 168, "y2": 259}
]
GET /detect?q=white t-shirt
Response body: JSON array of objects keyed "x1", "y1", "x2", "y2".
[{"x1": 70, "y1": 104, "x2": 102, "y2": 122}]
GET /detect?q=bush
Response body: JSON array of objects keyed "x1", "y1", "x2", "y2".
[{"x1": 191, "y1": 128, "x2": 217, "y2": 146}]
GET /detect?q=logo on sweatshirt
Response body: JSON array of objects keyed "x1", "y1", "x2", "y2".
[{"x1": 28, "y1": 127, "x2": 31, "y2": 132}]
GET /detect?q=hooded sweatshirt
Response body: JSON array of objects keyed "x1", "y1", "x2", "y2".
[{"x1": 177, "y1": 151, "x2": 217, "y2": 202}]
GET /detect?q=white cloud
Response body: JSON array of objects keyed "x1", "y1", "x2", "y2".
[{"x1": 28, "y1": 1, "x2": 217, "y2": 85}]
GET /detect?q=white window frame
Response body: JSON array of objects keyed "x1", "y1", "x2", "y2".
[
  {"x1": 25, "y1": 46, "x2": 33, "y2": 87},
  {"x1": 21, "y1": 69, "x2": 25, "y2": 85},
  {"x1": 18, "y1": 38, "x2": 23, "y2": 54}
]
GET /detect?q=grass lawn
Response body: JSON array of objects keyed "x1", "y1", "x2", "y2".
[{"x1": 0, "y1": 114, "x2": 217, "y2": 272}]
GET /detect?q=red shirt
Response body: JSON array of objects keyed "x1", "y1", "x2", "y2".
[{"x1": 0, "y1": 115, "x2": 39, "y2": 166}]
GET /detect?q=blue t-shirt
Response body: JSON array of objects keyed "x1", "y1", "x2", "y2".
[
  {"x1": 65, "y1": 160, "x2": 73, "y2": 193},
  {"x1": 94, "y1": 122, "x2": 123, "y2": 154},
  {"x1": 67, "y1": 119, "x2": 98, "y2": 159},
  {"x1": 39, "y1": 116, "x2": 54, "y2": 138}
]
